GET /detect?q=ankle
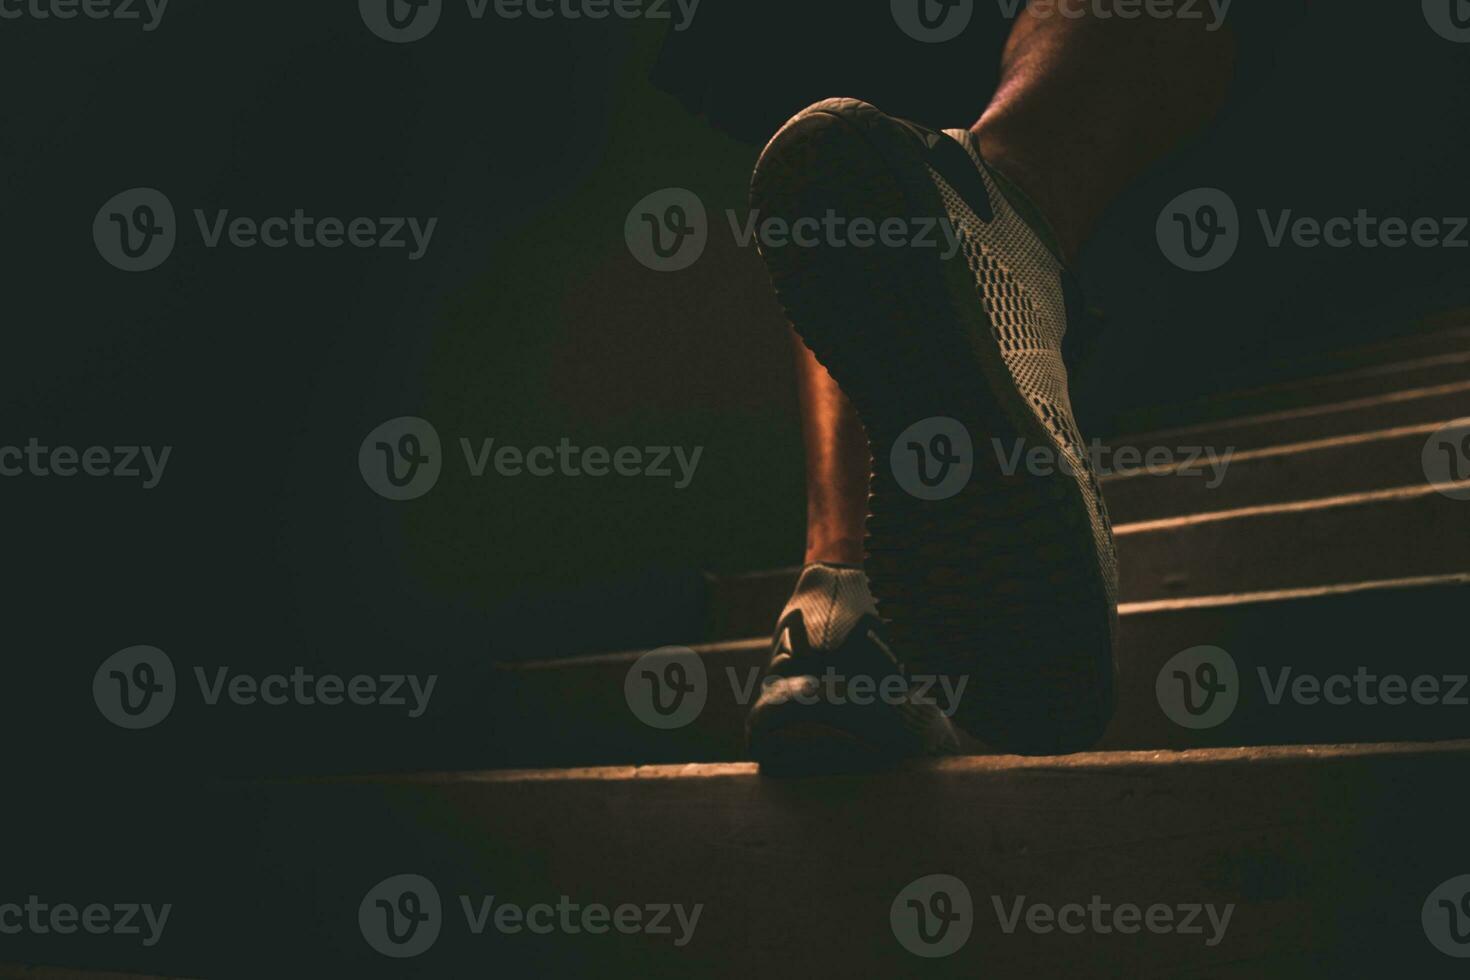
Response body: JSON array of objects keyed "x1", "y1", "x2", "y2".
[
  {"x1": 967, "y1": 130, "x2": 1088, "y2": 264},
  {"x1": 803, "y1": 535, "x2": 865, "y2": 569}
]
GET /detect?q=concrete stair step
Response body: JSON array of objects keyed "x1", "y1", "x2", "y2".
[
  {"x1": 24, "y1": 740, "x2": 1466, "y2": 977},
  {"x1": 13, "y1": 326, "x2": 1465, "y2": 979},
  {"x1": 1105, "y1": 322, "x2": 1470, "y2": 435},
  {"x1": 1119, "y1": 480, "x2": 1469, "y2": 599},
  {"x1": 494, "y1": 573, "x2": 1470, "y2": 768},
  {"x1": 1118, "y1": 379, "x2": 1470, "y2": 455},
  {"x1": 1108, "y1": 345, "x2": 1470, "y2": 431},
  {"x1": 679, "y1": 325, "x2": 1470, "y2": 647},
  {"x1": 708, "y1": 479, "x2": 1470, "y2": 640},
  {"x1": 1100, "y1": 420, "x2": 1464, "y2": 521}
]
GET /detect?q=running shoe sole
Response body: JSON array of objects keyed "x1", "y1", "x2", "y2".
[{"x1": 750, "y1": 98, "x2": 1117, "y2": 754}]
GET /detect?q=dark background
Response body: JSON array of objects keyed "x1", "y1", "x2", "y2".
[{"x1": 2, "y1": 2, "x2": 1468, "y2": 779}]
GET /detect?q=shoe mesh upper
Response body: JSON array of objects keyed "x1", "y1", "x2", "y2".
[
  {"x1": 930, "y1": 131, "x2": 1117, "y2": 606},
  {"x1": 780, "y1": 563, "x2": 879, "y2": 650}
]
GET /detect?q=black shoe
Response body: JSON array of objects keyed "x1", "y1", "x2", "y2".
[
  {"x1": 750, "y1": 99, "x2": 1118, "y2": 754},
  {"x1": 746, "y1": 564, "x2": 961, "y2": 774}
]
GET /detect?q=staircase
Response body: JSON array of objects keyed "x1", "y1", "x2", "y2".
[{"x1": 10, "y1": 317, "x2": 1470, "y2": 978}]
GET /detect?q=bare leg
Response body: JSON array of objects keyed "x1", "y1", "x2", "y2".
[
  {"x1": 796, "y1": 3, "x2": 1235, "y2": 564},
  {"x1": 794, "y1": 332, "x2": 869, "y2": 567},
  {"x1": 974, "y1": 2, "x2": 1237, "y2": 263}
]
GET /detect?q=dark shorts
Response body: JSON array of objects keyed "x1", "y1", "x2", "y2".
[{"x1": 652, "y1": 0, "x2": 1302, "y2": 146}]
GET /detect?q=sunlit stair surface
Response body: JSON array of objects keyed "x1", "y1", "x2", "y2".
[
  {"x1": 10, "y1": 317, "x2": 1468, "y2": 978},
  {"x1": 7, "y1": 741, "x2": 1470, "y2": 977}
]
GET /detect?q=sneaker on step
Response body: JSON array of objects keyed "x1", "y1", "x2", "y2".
[
  {"x1": 750, "y1": 98, "x2": 1118, "y2": 755},
  {"x1": 746, "y1": 563, "x2": 962, "y2": 773}
]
